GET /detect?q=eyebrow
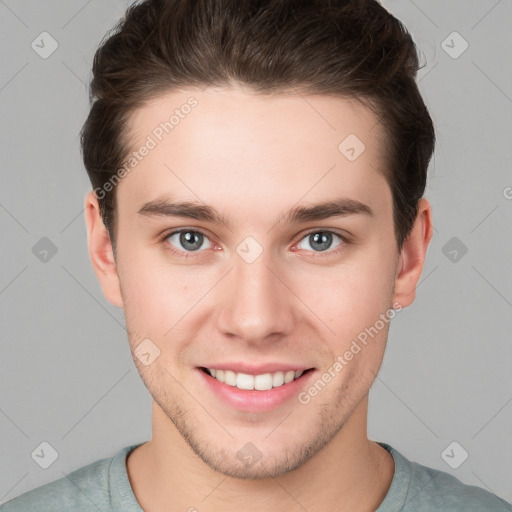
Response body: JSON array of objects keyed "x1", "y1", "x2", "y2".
[{"x1": 137, "y1": 197, "x2": 374, "y2": 228}]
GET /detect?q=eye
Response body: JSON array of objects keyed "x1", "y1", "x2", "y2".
[
  {"x1": 161, "y1": 228, "x2": 347, "y2": 259},
  {"x1": 295, "y1": 230, "x2": 346, "y2": 255},
  {"x1": 164, "y1": 229, "x2": 213, "y2": 254}
]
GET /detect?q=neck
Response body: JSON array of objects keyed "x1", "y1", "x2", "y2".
[{"x1": 126, "y1": 397, "x2": 395, "y2": 512}]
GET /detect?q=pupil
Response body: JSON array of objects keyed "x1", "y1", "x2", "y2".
[
  {"x1": 178, "y1": 231, "x2": 332, "y2": 252},
  {"x1": 181, "y1": 231, "x2": 202, "y2": 251},
  {"x1": 311, "y1": 232, "x2": 332, "y2": 251}
]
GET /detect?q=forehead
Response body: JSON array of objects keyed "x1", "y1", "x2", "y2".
[{"x1": 117, "y1": 86, "x2": 391, "y2": 224}]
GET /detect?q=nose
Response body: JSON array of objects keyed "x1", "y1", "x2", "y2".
[{"x1": 215, "y1": 249, "x2": 297, "y2": 344}]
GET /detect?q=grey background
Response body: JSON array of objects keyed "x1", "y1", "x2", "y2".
[{"x1": 1, "y1": 0, "x2": 511, "y2": 505}]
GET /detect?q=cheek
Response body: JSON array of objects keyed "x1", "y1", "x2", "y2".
[
  {"x1": 294, "y1": 257, "x2": 394, "y2": 335},
  {"x1": 312, "y1": 264, "x2": 394, "y2": 389},
  {"x1": 117, "y1": 234, "x2": 396, "y2": 345},
  {"x1": 118, "y1": 250, "x2": 212, "y2": 336},
  {"x1": 119, "y1": 262, "x2": 199, "y2": 372}
]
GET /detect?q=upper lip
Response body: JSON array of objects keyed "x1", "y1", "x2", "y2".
[{"x1": 199, "y1": 363, "x2": 314, "y2": 375}]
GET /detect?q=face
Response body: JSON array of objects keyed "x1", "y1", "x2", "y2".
[{"x1": 103, "y1": 86, "x2": 403, "y2": 478}]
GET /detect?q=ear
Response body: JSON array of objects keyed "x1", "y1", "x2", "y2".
[
  {"x1": 393, "y1": 198, "x2": 433, "y2": 308},
  {"x1": 84, "y1": 190, "x2": 124, "y2": 308}
]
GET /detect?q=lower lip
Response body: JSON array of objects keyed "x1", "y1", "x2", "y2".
[{"x1": 197, "y1": 368, "x2": 316, "y2": 412}]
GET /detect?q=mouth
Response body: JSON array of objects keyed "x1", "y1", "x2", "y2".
[{"x1": 199, "y1": 366, "x2": 315, "y2": 391}]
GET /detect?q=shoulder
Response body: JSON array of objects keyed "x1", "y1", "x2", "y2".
[
  {"x1": 0, "y1": 449, "x2": 122, "y2": 512},
  {"x1": 407, "y1": 460, "x2": 511, "y2": 511},
  {"x1": 379, "y1": 442, "x2": 512, "y2": 511}
]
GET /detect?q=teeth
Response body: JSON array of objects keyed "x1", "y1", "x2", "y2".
[
  {"x1": 254, "y1": 373, "x2": 273, "y2": 391},
  {"x1": 206, "y1": 368, "x2": 305, "y2": 390},
  {"x1": 225, "y1": 370, "x2": 237, "y2": 386},
  {"x1": 272, "y1": 371, "x2": 284, "y2": 387},
  {"x1": 236, "y1": 372, "x2": 256, "y2": 390},
  {"x1": 284, "y1": 370, "x2": 295, "y2": 383}
]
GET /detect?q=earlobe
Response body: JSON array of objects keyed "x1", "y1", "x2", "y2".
[
  {"x1": 392, "y1": 198, "x2": 433, "y2": 308},
  {"x1": 84, "y1": 191, "x2": 124, "y2": 308}
]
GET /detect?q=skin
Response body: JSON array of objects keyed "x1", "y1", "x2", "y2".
[{"x1": 85, "y1": 84, "x2": 432, "y2": 512}]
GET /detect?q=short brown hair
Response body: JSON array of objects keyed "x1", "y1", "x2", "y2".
[{"x1": 80, "y1": 0, "x2": 435, "y2": 250}]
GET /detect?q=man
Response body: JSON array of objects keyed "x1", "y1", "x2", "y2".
[{"x1": 2, "y1": 0, "x2": 510, "y2": 510}]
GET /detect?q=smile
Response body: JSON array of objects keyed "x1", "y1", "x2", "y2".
[{"x1": 201, "y1": 367, "x2": 312, "y2": 390}]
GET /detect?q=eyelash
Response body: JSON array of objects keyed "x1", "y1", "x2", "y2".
[{"x1": 160, "y1": 228, "x2": 348, "y2": 259}]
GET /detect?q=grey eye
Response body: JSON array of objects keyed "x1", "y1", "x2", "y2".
[
  {"x1": 166, "y1": 230, "x2": 212, "y2": 252},
  {"x1": 297, "y1": 232, "x2": 343, "y2": 252}
]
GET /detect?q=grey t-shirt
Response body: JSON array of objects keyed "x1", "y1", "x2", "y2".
[{"x1": 1, "y1": 441, "x2": 510, "y2": 511}]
